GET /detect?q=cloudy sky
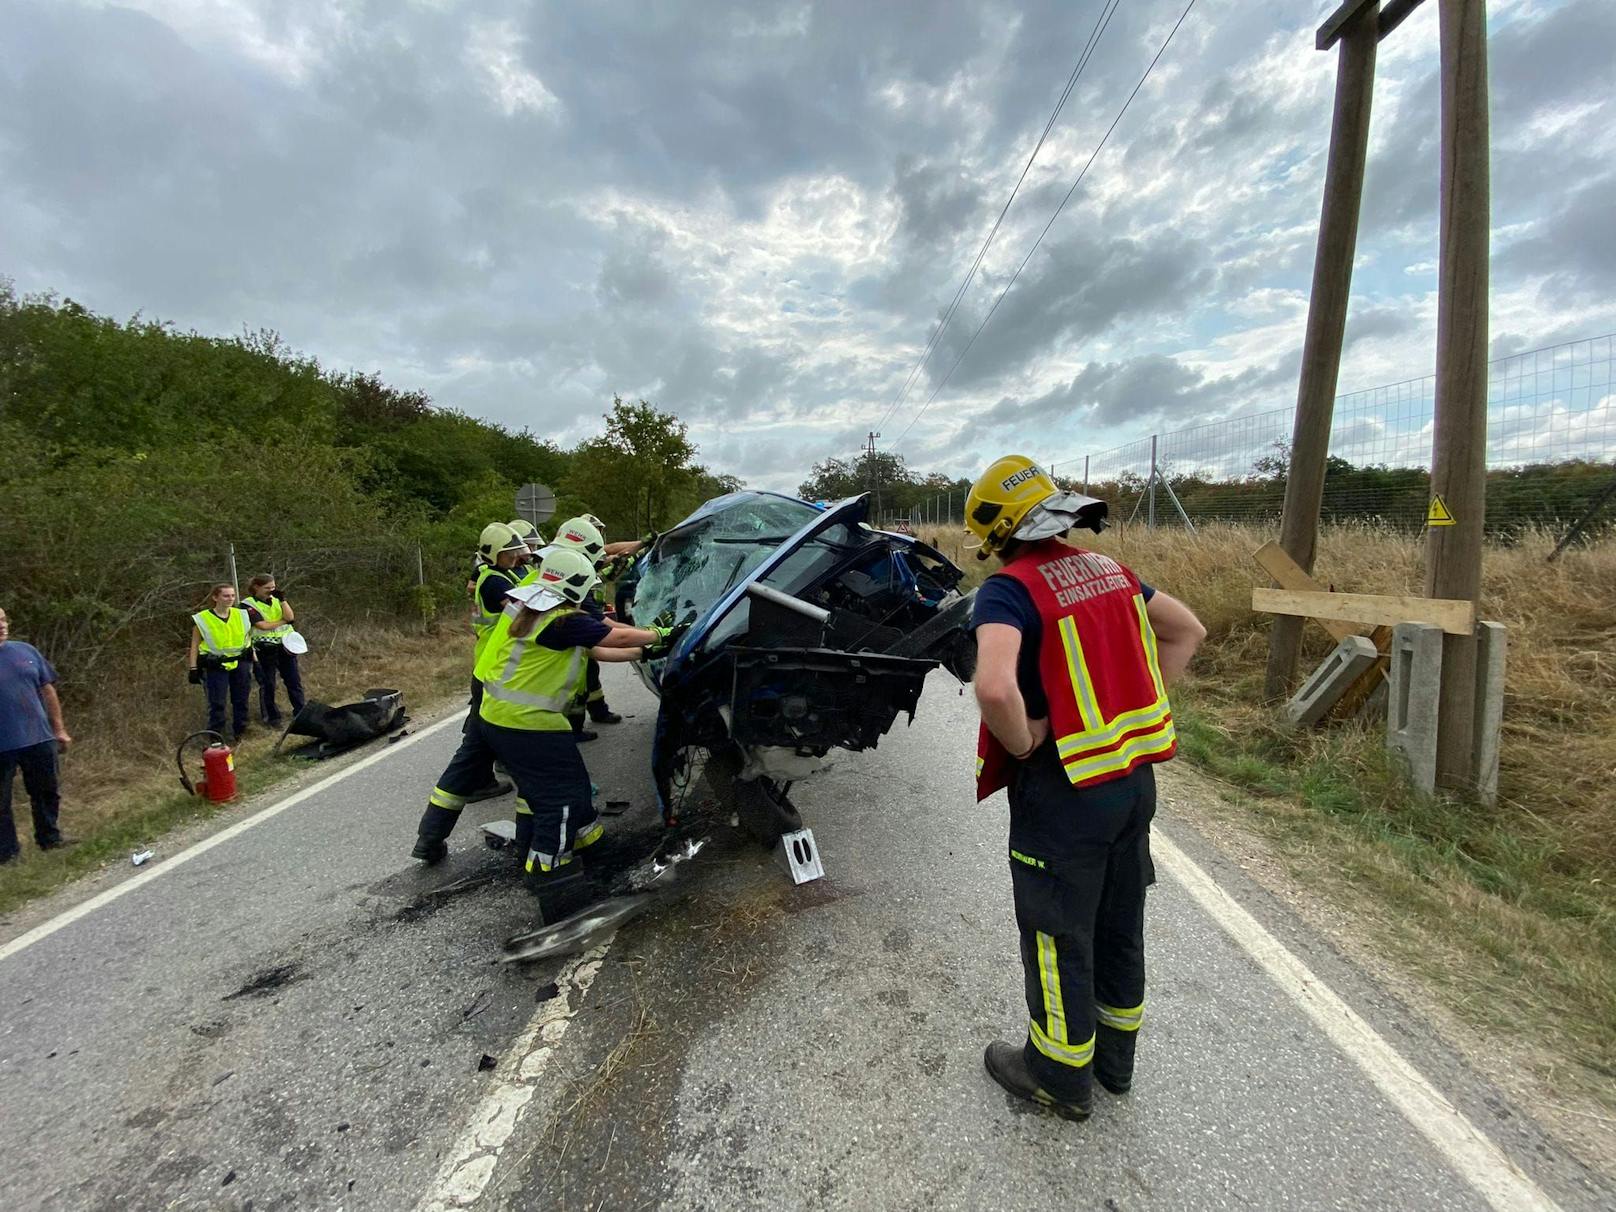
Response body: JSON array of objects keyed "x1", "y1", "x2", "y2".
[{"x1": 3, "y1": 0, "x2": 1611, "y2": 491}]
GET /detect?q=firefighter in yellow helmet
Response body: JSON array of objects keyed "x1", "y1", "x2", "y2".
[
  {"x1": 966, "y1": 455, "x2": 1204, "y2": 1120},
  {"x1": 548, "y1": 515, "x2": 649, "y2": 735},
  {"x1": 474, "y1": 546, "x2": 680, "y2": 920},
  {"x1": 508, "y1": 518, "x2": 544, "y2": 573},
  {"x1": 409, "y1": 523, "x2": 526, "y2": 863}
]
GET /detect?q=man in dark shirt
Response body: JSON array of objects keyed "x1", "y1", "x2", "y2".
[{"x1": 0, "y1": 605, "x2": 74, "y2": 863}]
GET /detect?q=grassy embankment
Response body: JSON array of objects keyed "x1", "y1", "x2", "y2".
[
  {"x1": 926, "y1": 522, "x2": 1616, "y2": 1107},
  {"x1": 0, "y1": 625, "x2": 470, "y2": 917}
]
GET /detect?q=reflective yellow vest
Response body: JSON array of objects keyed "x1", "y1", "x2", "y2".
[
  {"x1": 475, "y1": 604, "x2": 587, "y2": 732},
  {"x1": 243, "y1": 596, "x2": 291, "y2": 642},
  {"x1": 193, "y1": 607, "x2": 251, "y2": 670},
  {"x1": 472, "y1": 565, "x2": 518, "y2": 664}
]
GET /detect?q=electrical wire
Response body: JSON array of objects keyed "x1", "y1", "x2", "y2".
[
  {"x1": 867, "y1": 0, "x2": 1124, "y2": 445},
  {"x1": 890, "y1": 0, "x2": 1200, "y2": 453}
]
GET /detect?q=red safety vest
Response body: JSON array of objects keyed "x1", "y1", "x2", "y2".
[{"x1": 976, "y1": 539, "x2": 1176, "y2": 801}]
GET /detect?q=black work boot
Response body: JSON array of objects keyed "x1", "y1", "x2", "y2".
[
  {"x1": 412, "y1": 804, "x2": 457, "y2": 864},
  {"x1": 588, "y1": 703, "x2": 623, "y2": 725},
  {"x1": 528, "y1": 864, "x2": 596, "y2": 924},
  {"x1": 983, "y1": 1041, "x2": 1091, "y2": 1121},
  {"x1": 464, "y1": 778, "x2": 513, "y2": 803}
]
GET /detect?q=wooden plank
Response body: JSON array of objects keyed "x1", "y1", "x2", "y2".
[
  {"x1": 1251, "y1": 542, "x2": 1359, "y2": 642},
  {"x1": 1251, "y1": 588, "x2": 1476, "y2": 635},
  {"x1": 1328, "y1": 625, "x2": 1393, "y2": 721}
]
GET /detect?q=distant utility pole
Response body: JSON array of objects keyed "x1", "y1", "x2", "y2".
[
  {"x1": 1426, "y1": 0, "x2": 1490, "y2": 789},
  {"x1": 1264, "y1": 0, "x2": 1383, "y2": 699},
  {"x1": 865, "y1": 431, "x2": 882, "y2": 520}
]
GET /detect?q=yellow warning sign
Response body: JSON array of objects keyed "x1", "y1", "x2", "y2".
[{"x1": 1427, "y1": 495, "x2": 1456, "y2": 527}]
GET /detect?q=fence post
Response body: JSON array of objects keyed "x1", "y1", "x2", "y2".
[
  {"x1": 1082, "y1": 456, "x2": 1090, "y2": 496},
  {"x1": 416, "y1": 541, "x2": 426, "y2": 588},
  {"x1": 1148, "y1": 436, "x2": 1158, "y2": 530},
  {"x1": 227, "y1": 542, "x2": 239, "y2": 596}
]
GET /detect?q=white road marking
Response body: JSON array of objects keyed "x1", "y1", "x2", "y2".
[
  {"x1": 416, "y1": 943, "x2": 612, "y2": 1211},
  {"x1": 1153, "y1": 827, "x2": 1562, "y2": 1212},
  {"x1": 0, "y1": 712, "x2": 464, "y2": 966}
]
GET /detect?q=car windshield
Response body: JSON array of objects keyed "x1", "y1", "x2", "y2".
[{"x1": 635, "y1": 494, "x2": 822, "y2": 628}]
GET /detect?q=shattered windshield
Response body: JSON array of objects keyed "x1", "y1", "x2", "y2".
[{"x1": 635, "y1": 494, "x2": 822, "y2": 628}]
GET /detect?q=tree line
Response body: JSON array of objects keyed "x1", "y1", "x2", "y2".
[{"x1": 0, "y1": 282, "x2": 740, "y2": 708}]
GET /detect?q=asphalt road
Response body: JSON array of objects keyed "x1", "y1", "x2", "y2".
[{"x1": 0, "y1": 667, "x2": 1609, "y2": 1212}]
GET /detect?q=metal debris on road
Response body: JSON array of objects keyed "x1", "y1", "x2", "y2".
[{"x1": 476, "y1": 1053, "x2": 498, "y2": 1072}]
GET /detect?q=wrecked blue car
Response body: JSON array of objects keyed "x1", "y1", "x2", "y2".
[{"x1": 624, "y1": 491, "x2": 977, "y2": 837}]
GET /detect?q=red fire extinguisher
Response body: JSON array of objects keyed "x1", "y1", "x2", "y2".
[{"x1": 176, "y1": 731, "x2": 238, "y2": 803}]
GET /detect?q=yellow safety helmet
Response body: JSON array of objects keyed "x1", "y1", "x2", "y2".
[
  {"x1": 552, "y1": 516, "x2": 606, "y2": 564},
  {"x1": 963, "y1": 455, "x2": 1058, "y2": 559},
  {"x1": 508, "y1": 518, "x2": 545, "y2": 552},
  {"x1": 478, "y1": 521, "x2": 526, "y2": 563},
  {"x1": 535, "y1": 546, "x2": 599, "y2": 606},
  {"x1": 963, "y1": 455, "x2": 1108, "y2": 560}
]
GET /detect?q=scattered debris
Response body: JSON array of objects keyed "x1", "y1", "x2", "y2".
[
  {"x1": 222, "y1": 1171, "x2": 236, "y2": 1187},
  {"x1": 534, "y1": 982, "x2": 561, "y2": 1003},
  {"x1": 602, "y1": 799, "x2": 632, "y2": 816},
  {"x1": 336, "y1": 1122, "x2": 351, "y2": 1133},
  {"x1": 388, "y1": 729, "x2": 412, "y2": 743},
  {"x1": 477, "y1": 1053, "x2": 498, "y2": 1072},
  {"x1": 461, "y1": 990, "x2": 493, "y2": 1020},
  {"x1": 131, "y1": 850, "x2": 154, "y2": 867},
  {"x1": 211, "y1": 1071, "x2": 235, "y2": 1087}
]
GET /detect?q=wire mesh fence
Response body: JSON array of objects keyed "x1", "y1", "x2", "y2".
[{"x1": 909, "y1": 333, "x2": 1616, "y2": 538}]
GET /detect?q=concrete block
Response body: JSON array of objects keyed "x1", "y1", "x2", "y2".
[
  {"x1": 777, "y1": 828, "x2": 824, "y2": 885},
  {"x1": 1387, "y1": 622, "x2": 1443, "y2": 794},
  {"x1": 1282, "y1": 635, "x2": 1379, "y2": 728},
  {"x1": 1470, "y1": 622, "x2": 1507, "y2": 806}
]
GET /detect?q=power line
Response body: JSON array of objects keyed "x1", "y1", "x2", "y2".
[
  {"x1": 890, "y1": 0, "x2": 1201, "y2": 453},
  {"x1": 868, "y1": 0, "x2": 1124, "y2": 442}
]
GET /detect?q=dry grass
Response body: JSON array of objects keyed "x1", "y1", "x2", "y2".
[
  {"x1": 925, "y1": 521, "x2": 1616, "y2": 1100},
  {"x1": 0, "y1": 623, "x2": 471, "y2": 914}
]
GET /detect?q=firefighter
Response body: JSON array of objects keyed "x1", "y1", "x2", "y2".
[
  {"x1": 508, "y1": 518, "x2": 545, "y2": 573},
  {"x1": 548, "y1": 516, "x2": 651, "y2": 730},
  {"x1": 410, "y1": 523, "x2": 533, "y2": 864},
  {"x1": 187, "y1": 583, "x2": 257, "y2": 740},
  {"x1": 472, "y1": 546, "x2": 677, "y2": 921},
  {"x1": 966, "y1": 455, "x2": 1204, "y2": 1121},
  {"x1": 242, "y1": 574, "x2": 305, "y2": 726}
]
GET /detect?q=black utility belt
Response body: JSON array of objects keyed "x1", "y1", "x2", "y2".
[{"x1": 254, "y1": 638, "x2": 285, "y2": 647}]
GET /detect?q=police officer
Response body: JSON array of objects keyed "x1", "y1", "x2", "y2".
[
  {"x1": 468, "y1": 547, "x2": 675, "y2": 921},
  {"x1": 242, "y1": 574, "x2": 305, "y2": 726},
  {"x1": 966, "y1": 455, "x2": 1204, "y2": 1120},
  {"x1": 187, "y1": 583, "x2": 257, "y2": 740}
]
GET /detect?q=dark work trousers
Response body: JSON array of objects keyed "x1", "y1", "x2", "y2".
[
  {"x1": 477, "y1": 720, "x2": 601, "y2": 886},
  {"x1": 0, "y1": 741, "x2": 63, "y2": 858},
  {"x1": 584, "y1": 657, "x2": 608, "y2": 712},
  {"x1": 202, "y1": 662, "x2": 254, "y2": 738},
  {"x1": 416, "y1": 707, "x2": 531, "y2": 853},
  {"x1": 252, "y1": 643, "x2": 305, "y2": 724},
  {"x1": 464, "y1": 677, "x2": 482, "y2": 734},
  {"x1": 1006, "y1": 744, "x2": 1157, "y2": 1104}
]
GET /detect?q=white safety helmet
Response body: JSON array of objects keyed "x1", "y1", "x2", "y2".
[
  {"x1": 552, "y1": 516, "x2": 606, "y2": 564},
  {"x1": 535, "y1": 546, "x2": 599, "y2": 606}
]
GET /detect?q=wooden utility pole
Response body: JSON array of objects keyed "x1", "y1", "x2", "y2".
[
  {"x1": 1264, "y1": 0, "x2": 1382, "y2": 699},
  {"x1": 1425, "y1": 0, "x2": 1490, "y2": 788}
]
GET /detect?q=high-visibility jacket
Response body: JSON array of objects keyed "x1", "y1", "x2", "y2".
[
  {"x1": 472, "y1": 565, "x2": 519, "y2": 664},
  {"x1": 976, "y1": 539, "x2": 1175, "y2": 800},
  {"x1": 475, "y1": 603, "x2": 588, "y2": 732},
  {"x1": 193, "y1": 607, "x2": 252, "y2": 671},
  {"x1": 243, "y1": 596, "x2": 291, "y2": 643}
]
